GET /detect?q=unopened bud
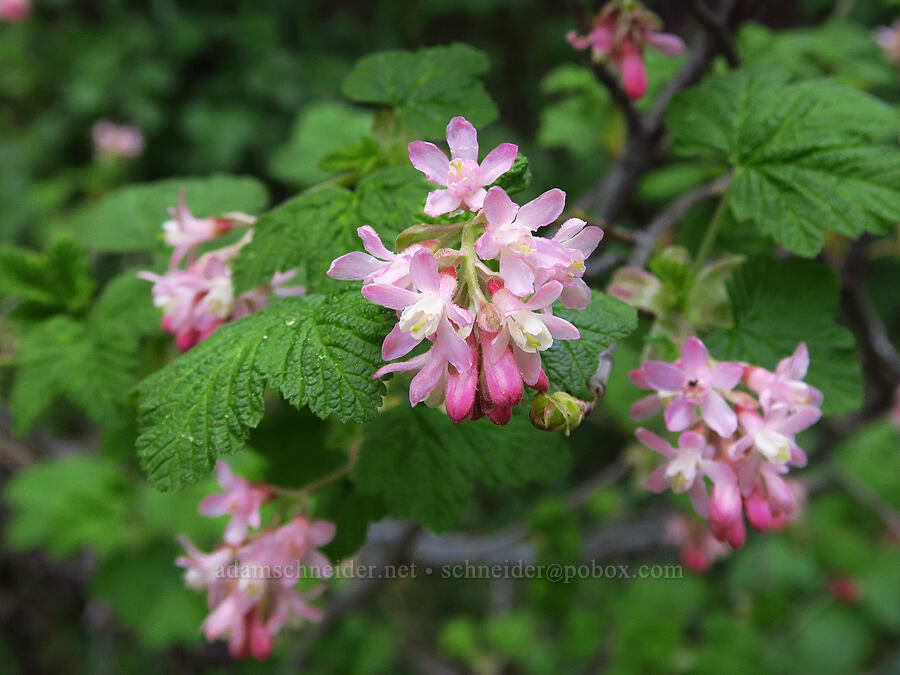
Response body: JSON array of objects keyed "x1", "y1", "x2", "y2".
[
  {"x1": 395, "y1": 223, "x2": 464, "y2": 251},
  {"x1": 529, "y1": 392, "x2": 587, "y2": 435}
]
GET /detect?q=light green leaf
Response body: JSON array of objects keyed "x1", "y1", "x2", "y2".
[
  {"x1": 268, "y1": 101, "x2": 374, "y2": 187},
  {"x1": 705, "y1": 257, "x2": 862, "y2": 416},
  {"x1": 355, "y1": 407, "x2": 571, "y2": 531},
  {"x1": 541, "y1": 291, "x2": 638, "y2": 399},
  {"x1": 668, "y1": 71, "x2": 900, "y2": 256},
  {"x1": 136, "y1": 294, "x2": 393, "y2": 491},
  {"x1": 342, "y1": 43, "x2": 498, "y2": 138},
  {"x1": 68, "y1": 175, "x2": 269, "y2": 252}
]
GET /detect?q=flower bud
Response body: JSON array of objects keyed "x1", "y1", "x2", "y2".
[
  {"x1": 710, "y1": 482, "x2": 742, "y2": 529},
  {"x1": 248, "y1": 609, "x2": 273, "y2": 660},
  {"x1": 744, "y1": 488, "x2": 773, "y2": 531},
  {"x1": 480, "y1": 333, "x2": 523, "y2": 408},
  {"x1": 529, "y1": 392, "x2": 586, "y2": 435},
  {"x1": 724, "y1": 517, "x2": 746, "y2": 549},
  {"x1": 445, "y1": 336, "x2": 479, "y2": 422},
  {"x1": 530, "y1": 369, "x2": 549, "y2": 393}
]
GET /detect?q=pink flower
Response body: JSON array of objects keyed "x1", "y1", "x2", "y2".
[
  {"x1": 328, "y1": 226, "x2": 422, "y2": 287},
  {"x1": 91, "y1": 121, "x2": 144, "y2": 160},
  {"x1": 533, "y1": 217, "x2": 604, "y2": 309},
  {"x1": 636, "y1": 337, "x2": 743, "y2": 437},
  {"x1": 475, "y1": 186, "x2": 567, "y2": 297},
  {"x1": 745, "y1": 343, "x2": 823, "y2": 410},
  {"x1": 175, "y1": 536, "x2": 234, "y2": 590},
  {"x1": 0, "y1": 0, "x2": 29, "y2": 22},
  {"x1": 637, "y1": 428, "x2": 736, "y2": 519},
  {"x1": 162, "y1": 190, "x2": 252, "y2": 267},
  {"x1": 408, "y1": 116, "x2": 518, "y2": 217},
  {"x1": 240, "y1": 516, "x2": 336, "y2": 584},
  {"x1": 875, "y1": 20, "x2": 900, "y2": 63},
  {"x1": 199, "y1": 461, "x2": 272, "y2": 546},
  {"x1": 363, "y1": 249, "x2": 473, "y2": 366},
  {"x1": 567, "y1": 8, "x2": 684, "y2": 99},
  {"x1": 489, "y1": 281, "x2": 579, "y2": 387},
  {"x1": 729, "y1": 404, "x2": 821, "y2": 466}
]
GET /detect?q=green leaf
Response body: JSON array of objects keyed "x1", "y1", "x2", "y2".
[
  {"x1": 268, "y1": 101, "x2": 374, "y2": 187},
  {"x1": 668, "y1": 71, "x2": 900, "y2": 256},
  {"x1": 342, "y1": 43, "x2": 498, "y2": 138},
  {"x1": 541, "y1": 291, "x2": 638, "y2": 399},
  {"x1": 705, "y1": 258, "x2": 862, "y2": 416},
  {"x1": 490, "y1": 154, "x2": 531, "y2": 197},
  {"x1": 68, "y1": 175, "x2": 269, "y2": 252},
  {"x1": 11, "y1": 313, "x2": 138, "y2": 434},
  {"x1": 232, "y1": 167, "x2": 429, "y2": 295},
  {"x1": 230, "y1": 186, "x2": 357, "y2": 295},
  {"x1": 0, "y1": 235, "x2": 94, "y2": 320},
  {"x1": 835, "y1": 420, "x2": 900, "y2": 509},
  {"x1": 4, "y1": 455, "x2": 132, "y2": 558},
  {"x1": 136, "y1": 294, "x2": 393, "y2": 491},
  {"x1": 355, "y1": 407, "x2": 571, "y2": 531}
]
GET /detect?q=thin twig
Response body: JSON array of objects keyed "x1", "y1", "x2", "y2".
[
  {"x1": 680, "y1": 0, "x2": 741, "y2": 67},
  {"x1": 626, "y1": 174, "x2": 731, "y2": 268}
]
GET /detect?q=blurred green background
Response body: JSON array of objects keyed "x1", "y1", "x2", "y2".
[{"x1": 1, "y1": 0, "x2": 900, "y2": 673}]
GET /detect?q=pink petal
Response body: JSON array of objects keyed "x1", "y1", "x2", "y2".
[
  {"x1": 309, "y1": 521, "x2": 337, "y2": 547},
  {"x1": 373, "y1": 352, "x2": 431, "y2": 379},
  {"x1": 424, "y1": 189, "x2": 462, "y2": 217},
  {"x1": 540, "y1": 314, "x2": 579, "y2": 340},
  {"x1": 618, "y1": 41, "x2": 647, "y2": 100},
  {"x1": 559, "y1": 282, "x2": 592, "y2": 310},
  {"x1": 446, "y1": 116, "x2": 478, "y2": 161},
  {"x1": 483, "y1": 186, "x2": 518, "y2": 227},
  {"x1": 710, "y1": 362, "x2": 743, "y2": 391},
  {"x1": 479, "y1": 143, "x2": 518, "y2": 184},
  {"x1": 630, "y1": 393, "x2": 662, "y2": 420},
  {"x1": 409, "y1": 249, "x2": 440, "y2": 293},
  {"x1": 680, "y1": 337, "x2": 709, "y2": 376},
  {"x1": 382, "y1": 323, "x2": 422, "y2": 360},
  {"x1": 635, "y1": 428, "x2": 675, "y2": 458},
  {"x1": 515, "y1": 188, "x2": 566, "y2": 231},
  {"x1": 408, "y1": 141, "x2": 449, "y2": 184},
  {"x1": 565, "y1": 225, "x2": 604, "y2": 257},
  {"x1": 643, "y1": 362, "x2": 686, "y2": 391},
  {"x1": 463, "y1": 187, "x2": 487, "y2": 211},
  {"x1": 689, "y1": 481, "x2": 711, "y2": 518},
  {"x1": 445, "y1": 302, "x2": 473, "y2": 329},
  {"x1": 566, "y1": 30, "x2": 593, "y2": 51},
  {"x1": 780, "y1": 406, "x2": 822, "y2": 435},
  {"x1": 789, "y1": 342, "x2": 810, "y2": 379},
  {"x1": 678, "y1": 431, "x2": 707, "y2": 453},
  {"x1": 215, "y1": 461, "x2": 236, "y2": 489},
  {"x1": 646, "y1": 465, "x2": 669, "y2": 492},
  {"x1": 514, "y1": 345, "x2": 542, "y2": 385},
  {"x1": 409, "y1": 357, "x2": 446, "y2": 405},
  {"x1": 357, "y1": 225, "x2": 393, "y2": 260},
  {"x1": 198, "y1": 494, "x2": 229, "y2": 517},
  {"x1": 647, "y1": 31, "x2": 685, "y2": 56},
  {"x1": 664, "y1": 396, "x2": 695, "y2": 431},
  {"x1": 361, "y1": 283, "x2": 418, "y2": 310},
  {"x1": 499, "y1": 249, "x2": 535, "y2": 297},
  {"x1": 701, "y1": 391, "x2": 738, "y2": 437},
  {"x1": 525, "y1": 281, "x2": 563, "y2": 310},
  {"x1": 436, "y1": 317, "x2": 473, "y2": 372},
  {"x1": 327, "y1": 251, "x2": 382, "y2": 280}
]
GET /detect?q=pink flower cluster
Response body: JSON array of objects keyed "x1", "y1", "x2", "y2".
[
  {"x1": 139, "y1": 192, "x2": 303, "y2": 350},
  {"x1": 567, "y1": 2, "x2": 684, "y2": 99},
  {"x1": 92, "y1": 121, "x2": 144, "y2": 160},
  {"x1": 328, "y1": 117, "x2": 604, "y2": 424},
  {"x1": 632, "y1": 337, "x2": 822, "y2": 550},
  {"x1": 0, "y1": 0, "x2": 29, "y2": 21},
  {"x1": 177, "y1": 462, "x2": 335, "y2": 660}
]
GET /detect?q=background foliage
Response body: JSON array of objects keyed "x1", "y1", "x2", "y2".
[{"x1": 1, "y1": 0, "x2": 899, "y2": 673}]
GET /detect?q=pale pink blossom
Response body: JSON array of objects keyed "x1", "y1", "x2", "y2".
[
  {"x1": 489, "y1": 281, "x2": 579, "y2": 387},
  {"x1": 175, "y1": 536, "x2": 234, "y2": 590},
  {"x1": 240, "y1": 516, "x2": 336, "y2": 584},
  {"x1": 635, "y1": 337, "x2": 743, "y2": 437},
  {"x1": 745, "y1": 343, "x2": 823, "y2": 410},
  {"x1": 199, "y1": 461, "x2": 272, "y2": 546},
  {"x1": 162, "y1": 190, "x2": 253, "y2": 266},
  {"x1": 91, "y1": 121, "x2": 144, "y2": 160},
  {"x1": 327, "y1": 226, "x2": 422, "y2": 287},
  {"x1": 363, "y1": 249, "x2": 473, "y2": 367},
  {"x1": 409, "y1": 116, "x2": 518, "y2": 216},
  {"x1": 729, "y1": 404, "x2": 821, "y2": 466},
  {"x1": 475, "y1": 186, "x2": 567, "y2": 297},
  {"x1": 533, "y1": 217, "x2": 604, "y2": 309},
  {"x1": 637, "y1": 428, "x2": 736, "y2": 519}
]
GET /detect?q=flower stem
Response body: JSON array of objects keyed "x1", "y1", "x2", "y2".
[
  {"x1": 692, "y1": 188, "x2": 730, "y2": 275},
  {"x1": 270, "y1": 441, "x2": 361, "y2": 500},
  {"x1": 459, "y1": 219, "x2": 486, "y2": 306}
]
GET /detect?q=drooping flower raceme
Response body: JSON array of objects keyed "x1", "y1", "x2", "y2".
[
  {"x1": 139, "y1": 195, "x2": 304, "y2": 350},
  {"x1": 328, "y1": 116, "x2": 604, "y2": 426},
  {"x1": 177, "y1": 462, "x2": 336, "y2": 661},
  {"x1": 0, "y1": 0, "x2": 29, "y2": 21},
  {"x1": 567, "y1": 1, "x2": 684, "y2": 99},
  {"x1": 631, "y1": 337, "x2": 823, "y2": 558},
  {"x1": 409, "y1": 116, "x2": 518, "y2": 216}
]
